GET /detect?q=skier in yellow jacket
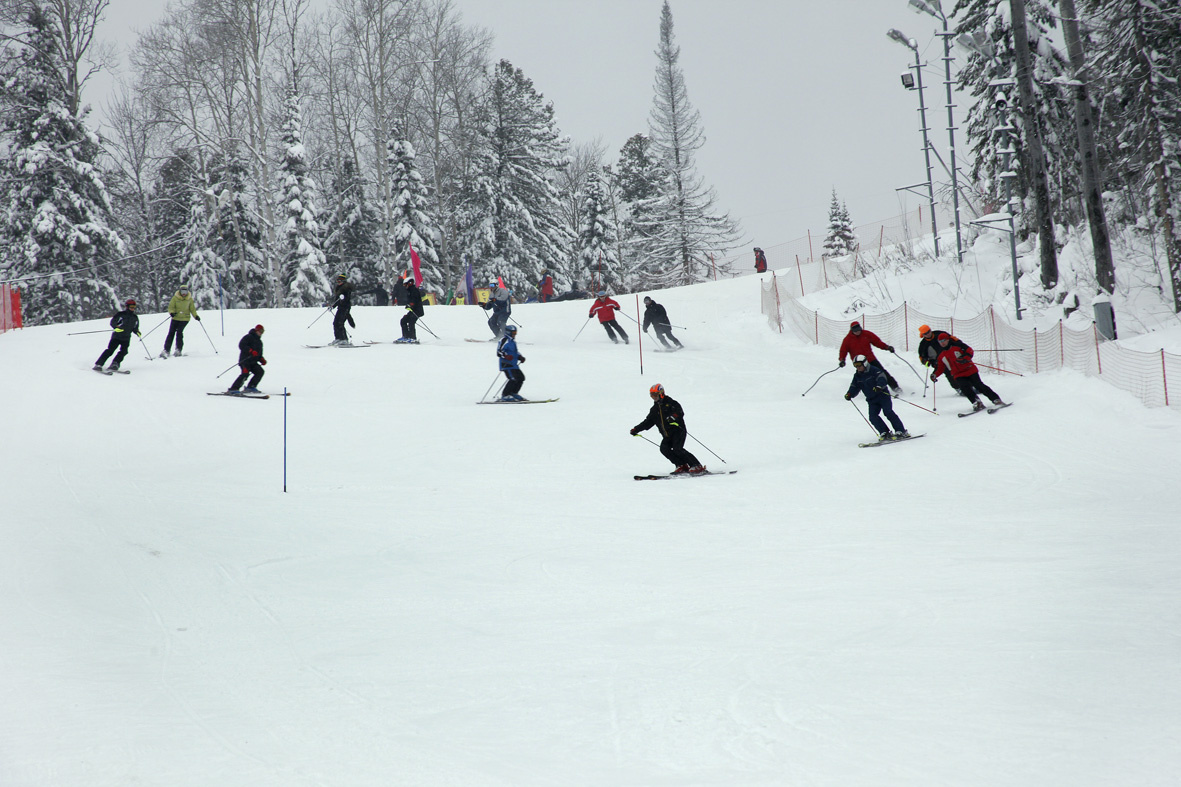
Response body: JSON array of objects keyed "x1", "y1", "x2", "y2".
[{"x1": 160, "y1": 285, "x2": 201, "y2": 358}]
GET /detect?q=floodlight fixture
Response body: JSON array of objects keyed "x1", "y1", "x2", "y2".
[
  {"x1": 901, "y1": 72, "x2": 916, "y2": 89},
  {"x1": 887, "y1": 28, "x2": 917, "y2": 50},
  {"x1": 908, "y1": 0, "x2": 943, "y2": 20}
]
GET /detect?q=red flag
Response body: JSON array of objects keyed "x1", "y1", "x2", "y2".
[{"x1": 408, "y1": 242, "x2": 423, "y2": 286}]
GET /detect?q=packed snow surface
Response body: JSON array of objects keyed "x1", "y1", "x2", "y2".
[{"x1": 2, "y1": 274, "x2": 1178, "y2": 785}]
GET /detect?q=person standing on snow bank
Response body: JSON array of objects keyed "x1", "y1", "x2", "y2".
[
  {"x1": 838, "y1": 321, "x2": 901, "y2": 394},
  {"x1": 496, "y1": 324, "x2": 526, "y2": 401},
  {"x1": 917, "y1": 325, "x2": 969, "y2": 396},
  {"x1": 845, "y1": 354, "x2": 909, "y2": 442},
  {"x1": 537, "y1": 269, "x2": 554, "y2": 303},
  {"x1": 930, "y1": 338, "x2": 1005, "y2": 412},
  {"x1": 94, "y1": 299, "x2": 141, "y2": 372},
  {"x1": 754, "y1": 247, "x2": 768, "y2": 273},
  {"x1": 589, "y1": 291, "x2": 629, "y2": 344},
  {"x1": 160, "y1": 286, "x2": 200, "y2": 358},
  {"x1": 630, "y1": 383, "x2": 704, "y2": 475},
  {"x1": 228, "y1": 325, "x2": 267, "y2": 394},
  {"x1": 327, "y1": 273, "x2": 355, "y2": 344},
  {"x1": 480, "y1": 286, "x2": 512, "y2": 338},
  {"x1": 398, "y1": 277, "x2": 424, "y2": 343},
  {"x1": 642, "y1": 296, "x2": 683, "y2": 350}
]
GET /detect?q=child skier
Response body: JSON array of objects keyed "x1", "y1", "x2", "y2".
[{"x1": 496, "y1": 324, "x2": 526, "y2": 401}]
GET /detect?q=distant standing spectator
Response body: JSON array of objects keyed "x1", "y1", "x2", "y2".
[
  {"x1": 538, "y1": 269, "x2": 555, "y2": 303},
  {"x1": 391, "y1": 275, "x2": 409, "y2": 306},
  {"x1": 838, "y1": 321, "x2": 900, "y2": 394},
  {"x1": 398, "y1": 277, "x2": 424, "y2": 343},
  {"x1": 754, "y1": 247, "x2": 768, "y2": 273},
  {"x1": 93, "y1": 299, "x2": 141, "y2": 373},
  {"x1": 228, "y1": 325, "x2": 267, "y2": 394},
  {"x1": 160, "y1": 285, "x2": 201, "y2": 358},
  {"x1": 642, "y1": 296, "x2": 682, "y2": 350},
  {"x1": 589, "y1": 291, "x2": 629, "y2": 345}
]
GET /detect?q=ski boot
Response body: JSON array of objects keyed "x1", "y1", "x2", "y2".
[
  {"x1": 671, "y1": 464, "x2": 691, "y2": 475},
  {"x1": 688, "y1": 465, "x2": 707, "y2": 475},
  {"x1": 878, "y1": 432, "x2": 894, "y2": 442},
  {"x1": 159, "y1": 350, "x2": 169, "y2": 359},
  {"x1": 243, "y1": 386, "x2": 261, "y2": 394},
  {"x1": 972, "y1": 400, "x2": 986, "y2": 412}
]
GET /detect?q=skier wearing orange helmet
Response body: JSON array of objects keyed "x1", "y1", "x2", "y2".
[{"x1": 630, "y1": 384, "x2": 704, "y2": 474}]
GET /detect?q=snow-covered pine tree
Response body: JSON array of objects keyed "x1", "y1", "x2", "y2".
[
  {"x1": 278, "y1": 81, "x2": 330, "y2": 307},
  {"x1": 208, "y1": 151, "x2": 265, "y2": 308},
  {"x1": 615, "y1": 133, "x2": 665, "y2": 285},
  {"x1": 635, "y1": 1, "x2": 740, "y2": 289},
  {"x1": 323, "y1": 156, "x2": 381, "y2": 291},
  {"x1": 823, "y1": 190, "x2": 857, "y2": 257},
  {"x1": 0, "y1": 4, "x2": 125, "y2": 325},
  {"x1": 578, "y1": 169, "x2": 623, "y2": 292},
  {"x1": 454, "y1": 59, "x2": 570, "y2": 290},
  {"x1": 178, "y1": 180, "x2": 227, "y2": 311},
  {"x1": 1084, "y1": 0, "x2": 1181, "y2": 311},
  {"x1": 387, "y1": 125, "x2": 442, "y2": 292}
]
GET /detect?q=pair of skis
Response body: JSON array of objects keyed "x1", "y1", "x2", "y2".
[
  {"x1": 634, "y1": 470, "x2": 737, "y2": 481},
  {"x1": 957, "y1": 401, "x2": 1013, "y2": 418},
  {"x1": 207, "y1": 391, "x2": 290, "y2": 400},
  {"x1": 477, "y1": 398, "x2": 559, "y2": 405},
  {"x1": 93, "y1": 367, "x2": 130, "y2": 376}
]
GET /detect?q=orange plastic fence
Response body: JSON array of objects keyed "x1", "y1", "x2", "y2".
[{"x1": 761, "y1": 273, "x2": 1178, "y2": 410}]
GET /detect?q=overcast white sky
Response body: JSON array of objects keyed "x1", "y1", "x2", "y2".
[{"x1": 94, "y1": 0, "x2": 955, "y2": 254}]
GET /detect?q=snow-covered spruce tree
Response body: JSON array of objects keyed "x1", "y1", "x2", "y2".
[
  {"x1": 154, "y1": 151, "x2": 201, "y2": 293},
  {"x1": 0, "y1": 4, "x2": 125, "y2": 325},
  {"x1": 387, "y1": 125, "x2": 442, "y2": 292},
  {"x1": 823, "y1": 190, "x2": 857, "y2": 257},
  {"x1": 953, "y1": 0, "x2": 1077, "y2": 229},
  {"x1": 1084, "y1": 0, "x2": 1181, "y2": 311},
  {"x1": 615, "y1": 133, "x2": 665, "y2": 284},
  {"x1": 277, "y1": 82, "x2": 330, "y2": 307},
  {"x1": 178, "y1": 178, "x2": 227, "y2": 310},
  {"x1": 635, "y1": 1, "x2": 740, "y2": 289},
  {"x1": 323, "y1": 156, "x2": 381, "y2": 290},
  {"x1": 578, "y1": 169, "x2": 623, "y2": 292},
  {"x1": 208, "y1": 150, "x2": 265, "y2": 308},
  {"x1": 454, "y1": 59, "x2": 570, "y2": 290}
]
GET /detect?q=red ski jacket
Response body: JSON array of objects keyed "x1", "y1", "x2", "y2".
[
  {"x1": 589, "y1": 297, "x2": 621, "y2": 323},
  {"x1": 838, "y1": 329, "x2": 890, "y2": 363},
  {"x1": 931, "y1": 347, "x2": 978, "y2": 379}
]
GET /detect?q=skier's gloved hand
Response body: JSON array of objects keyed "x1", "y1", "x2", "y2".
[
  {"x1": 887, "y1": 346, "x2": 895, "y2": 353},
  {"x1": 347, "y1": 315, "x2": 356, "y2": 328},
  {"x1": 114, "y1": 328, "x2": 124, "y2": 333},
  {"x1": 838, "y1": 360, "x2": 845, "y2": 367},
  {"x1": 169, "y1": 313, "x2": 177, "y2": 318},
  {"x1": 260, "y1": 358, "x2": 267, "y2": 365},
  {"x1": 630, "y1": 428, "x2": 638, "y2": 435},
  {"x1": 844, "y1": 393, "x2": 852, "y2": 400},
  {"x1": 518, "y1": 355, "x2": 525, "y2": 362},
  {"x1": 873, "y1": 386, "x2": 883, "y2": 393},
  {"x1": 194, "y1": 314, "x2": 201, "y2": 321}
]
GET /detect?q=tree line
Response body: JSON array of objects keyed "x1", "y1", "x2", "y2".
[{"x1": 0, "y1": 0, "x2": 740, "y2": 326}]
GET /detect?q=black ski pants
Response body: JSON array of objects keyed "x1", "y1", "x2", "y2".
[
  {"x1": 660, "y1": 428, "x2": 700, "y2": 469},
  {"x1": 163, "y1": 319, "x2": 188, "y2": 353},
  {"x1": 955, "y1": 373, "x2": 1000, "y2": 405},
  {"x1": 401, "y1": 311, "x2": 419, "y2": 340},
  {"x1": 333, "y1": 307, "x2": 351, "y2": 341},
  {"x1": 230, "y1": 359, "x2": 265, "y2": 391},
  {"x1": 601, "y1": 320, "x2": 628, "y2": 343},
  {"x1": 502, "y1": 368, "x2": 525, "y2": 397},
  {"x1": 96, "y1": 334, "x2": 131, "y2": 368},
  {"x1": 653, "y1": 323, "x2": 682, "y2": 349},
  {"x1": 867, "y1": 396, "x2": 906, "y2": 436}
]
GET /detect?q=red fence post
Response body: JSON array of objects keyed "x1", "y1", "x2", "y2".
[
  {"x1": 772, "y1": 272, "x2": 784, "y2": 334},
  {"x1": 1060, "y1": 321, "x2": 1065, "y2": 367},
  {"x1": 1093, "y1": 323, "x2": 1102, "y2": 375},
  {"x1": 814, "y1": 311, "x2": 819, "y2": 344},
  {"x1": 1034, "y1": 329, "x2": 1039, "y2": 373},
  {"x1": 795, "y1": 255, "x2": 805, "y2": 296},
  {"x1": 1162, "y1": 349, "x2": 1169, "y2": 407},
  {"x1": 904, "y1": 302, "x2": 910, "y2": 351}
]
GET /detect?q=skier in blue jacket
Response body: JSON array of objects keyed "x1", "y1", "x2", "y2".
[
  {"x1": 496, "y1": 324, "x2": 526, "y2": 401},
  {"x1": 845, "y1": 354, "x2": 909, "y2": 442}
]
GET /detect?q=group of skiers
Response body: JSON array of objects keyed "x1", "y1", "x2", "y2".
[{"x1": 835, "y1": 320, "x2": 1006, "y2": 443}]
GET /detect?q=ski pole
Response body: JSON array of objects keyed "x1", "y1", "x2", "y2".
[
  {"x1": 509, "y1": 316, "x2": 524, "y2": 328},
  {"x1": 848, "y1": 398, "x2": 877, "y2": 436},
  {"x1": 480, "y1": 372, "x2": 503, "y2": 403},
  {"x1": 417, "y1": 319, "x2": 439, "y2": 339},
  {"x1": 891, "y1": 395, "x2": 938, "y2": 415},
  {"x1": 573, "y1": 315, "x2": 593, "y2": 341},
  {"x1": 216, "y1": 362, "x2": 239, "y2": 379},
  {"x1": 141, "y1": 315, "x2": 170, "y2": 339},
  {"x1": 196, "y1": 317, "x2": 219, "y2": 353},
  {"x1": 976, "y1": 362, "x2": 1024, "y2": 377},
  {"x1": 892, "y1": 351, "x2": 926, "y2": 385},
  {"x1": 307, "y1": 304, "x2": 333, "y2": 329},
  {"x1": 617, "y1": 309, "x2": 640, "y2": 325},
  {"x1": 632, "y1": 432, "x2": 661, "y2": 449},
  {"x1": 977, "y1": 348, "x2": 1025, "y2": 352},
  {"x1": 802, "y1": 366, "x2": 842, "y2": 396},
  {"x1": 67, "y1": 329, "x2": 109, "y2": 336},
  {"x1": 685, "y1": 431, "x2": 727, "y2": 464},
  {"x1": 136, "y1": 333, "x2": 155, "y2": 360}
]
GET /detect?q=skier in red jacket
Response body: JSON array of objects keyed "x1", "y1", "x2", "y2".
[
  {"x1": 837, "y1": 321, "x2": 900, "y2": 394},
  {"x1": 589, "y1": 291, "x2": 629, "y2": 344},
  {"x1": 930, "y1": 338, "x2": 1005, "y2": 412}
]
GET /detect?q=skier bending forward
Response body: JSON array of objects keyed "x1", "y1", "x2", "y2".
[{"x1": 630, "y1": 383, "x2": 704, "y2": 475}]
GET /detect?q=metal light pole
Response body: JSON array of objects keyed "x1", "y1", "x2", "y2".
[
  {"x1": 908, "y1": 0, "x2": 963, "y2": 264},
  {"x1": 887, "y1": 28, "x2": 940, "y2": 258}
]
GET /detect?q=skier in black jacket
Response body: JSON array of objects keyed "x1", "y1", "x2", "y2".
[
  {"x1": 917, "y1": 325, "x2": 970, "y2": 396},
  {"x1": 327, "y1": 273, "x2": 354, "y2": 344},
  {"x1": 642, "y1": 296, "x2": 683, "y2": 350},
  {"x1": 398, "y1": 278, "x2": 424, "y2": 343},
  {"x1": 228, "y1": 324, "x2": 267, "y2": 394},
  {"x1": 630, "y1": 383, "x2": 704, "y2": 475},
  {"x1": 93, "y1": 299, "x2": 141, "y2": 372}
]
